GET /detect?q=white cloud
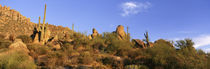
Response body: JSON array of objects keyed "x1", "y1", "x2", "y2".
[
  {"x1": 203, "y1": 48, "x2": 210, "y2": 53},
  {"x1": 170, "y1": 34, "x2": 210, "y2": 52},
  {"x1": 193, "y1": 35, "x2": 210, "y2": 48},
  {"x1": 121, "y1": 1, "x2": 151, "y2": 16}
]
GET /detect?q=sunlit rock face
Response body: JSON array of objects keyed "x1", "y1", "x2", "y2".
[{"x1": 115, "y1": 25, "x2": 126, "y2": 40}]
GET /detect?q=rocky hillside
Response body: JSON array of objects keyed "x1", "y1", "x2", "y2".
[{"x1": 0, "y1": 5, "x2": 72, "y2": 38}]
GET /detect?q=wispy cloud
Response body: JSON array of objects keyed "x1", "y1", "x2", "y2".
[
  {"x1": 121, "y1": 1, "x2": 151, "y2": 17},
  {"x1": 203, "y1": 48, "x2": 210, "y2": 53},
  {"x1": 193, "y1": 35, "x2": 210, "y2": 48},
  {"x1": 177, "y1": 31, "x2": 198, "y2": 34}
]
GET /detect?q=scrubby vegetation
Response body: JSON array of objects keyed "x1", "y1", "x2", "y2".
[
  {"x1": 0, "y1": 50, "x2": 37, "y2": 69},
  {"x1": 0, "y1": 3, "x2": 208, "y2": 69},
  {"x1": 0, "y1": 31, "x2": 208, "y2": 69}
]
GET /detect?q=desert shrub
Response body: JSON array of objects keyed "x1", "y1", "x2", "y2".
[
  {"x1": 172, "y1": 39, "x2": 207, "y2": 69},
  {"x1": 78, "y1": 51, "x2": 94, "y2": 64},
  {"x1": 101, "y1": 57, "x2": 123, "y2": 69},
  {"x1": 72, "y1": 32, "x2": 89, "y2": 46},
  {"x1": 154, "y1": 39, "x2": 174, "y2": 47},
  {"x1": 27, "y1": 44, "x2": 50, "y2": 56},
  {"x1": 208, "y1": 53, "x2": 210, "y2": 69},
  {"x1": 125, "y1": 65, "x2": 148, "y2": 69},
  {"x1": 102, "y1": 32, "x2": 133, "y2": 55},
  {"x1": 17, "y1": 35, "x2": 32, "y2": 43},
  {"x1": 0, "y1": 51, "x2": 37, "y2": 69},
  {"x1": 145, "y1": 39, "x2": 178, "y2": 69},
  {"x1": 103, "y1": 32, "x2": 118, "y2": 44},
  {"x1": 105, "y1": 40, "x2": 132, "y2": 56},
  {"x1": 45, "y1": 51, "x2": 68, "y2": 68},
  {"x1": 90, "y1": 37, "x2": 106, "y2": 51}
]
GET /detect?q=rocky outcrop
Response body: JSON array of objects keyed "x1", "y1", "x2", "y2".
[
  {"x1": 0, "y1": 4, "x2": 72, "y2": 41},
  {"x1": 9, "y1": 39, "x2": 29, "y2": 53},
  {"x1": 0, "y1": 5, "x2": 30, "y2": 23},
  {"x1": 132, "y1": 39, "x2": 146, "y2": 48},
  {"x1": 92, "y1": 28, "x2": 99, "y2": 38},
  {"x1": 89, "y1": 28, "x2": 101, "y2": 39},
  {"x1": 115, "y1": 25, "x2": 127, "y2": 40}
]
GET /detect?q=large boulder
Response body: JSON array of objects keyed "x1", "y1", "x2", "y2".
[
  {"x1": 89, "y1": 28, "x2": 101, "y2": 39},
  {"x1": 116, "y1": 25, "x2": 126, "y2": 40},
  {"x1": 92, "y1": 28, "x2": 99, "y2": 37},
  {"x1": 132, "y1": 39, "x2": 146, "y2": 48},
  {"x1": 9, "y1": 39, "x2": 29, "y2": 53}
]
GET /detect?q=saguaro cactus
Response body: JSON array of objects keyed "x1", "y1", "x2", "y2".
[
  {"x1": 72, "y1": 23, "x2": 74, "y2": 32},
  {"x1": 40, "y1": 4, "x2": 47, "y2": 42},
  {"x1": 144, "y1": 31, "x2": 150, "y2": 47},
  {"x1": 44, "y1": 22, "x2": 49, "y2": 43},
  {"x1": 37, "y1": 16, "x2": 41, "y2": 32},
  {"x1": 126, "y1": 26, "x2": 130, "y2": 40},
  {"x1": 127, "y1": 26, "x2": 129, "y2": 36}
]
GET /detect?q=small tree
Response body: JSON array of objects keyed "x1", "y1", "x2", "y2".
[{"x1": 175, "y1": 38, "x2": 194, "y2": 49}]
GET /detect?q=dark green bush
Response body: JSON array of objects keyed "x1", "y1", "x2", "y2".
[
  {"x1": 78, "y1": 51, "x2": 94, "y2": 64},
  {"x1": 101, "y1": 57, "x2": 123, "y2": 69},
  {"x1": 125, "y1": 65, "x2": 148, "y2": 69},
  {"x1": 27, "y1": 44, "x2": 50, "y2": 56}
]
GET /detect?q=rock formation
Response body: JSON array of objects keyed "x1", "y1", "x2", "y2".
[
  {"x1": 132, "y1": 39, "x2": 146, "y2": 48},
  {"x1": 89, "y1": 28, "x2": 101, "y2": 39},
  {"x1": 0, "y1": 4, "x2": 71, "y2": 40},
  {"x1": 9, "y1": 39, "x2": 29, "y2": 53},
  {"x1": 115, "y1": 25, "x2": 127, "y2": 40}
]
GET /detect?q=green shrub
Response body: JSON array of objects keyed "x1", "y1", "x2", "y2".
[
  {"x1": 45, "y1": 51, "x2": 68, "y2": 68},
  {"x1": 78, "y1": 51, "x2": 94, "y2": 64},
  {"x1": 105, "y1": 40, "x2": 132, "y2": 56},
  {"x1": 101, "y1": 57, "x2": 123, "y2": 69},
  {"x1": 208, "y1": 53, "x2": 210, "y2": 69},
  {"x1": 145, "y1": 39, "x2": 177, "y2": 69},
  {"x1": 89, "y1": 37, "x2": 106, "y2": 51},
  {"x1": 72, "y1": 32, "x2": 89, "y2": 46},
  {"x1": 27, "y1": 44, "x2": 50, "y2": 56},
  {"x1": 0, "y1": 51, "x2": 37, "y2": 69},
  {"x1": 125, "y1": 65, "x2": 148, "y2": 69}
]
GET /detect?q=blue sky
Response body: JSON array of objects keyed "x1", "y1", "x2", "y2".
[{"x1": 1, "y1": 0, "x2": 210, "y2": 52}]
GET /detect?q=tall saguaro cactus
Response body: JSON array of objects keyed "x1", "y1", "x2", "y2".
[
  {"x1": 126, "y1": 26, "x2": 130, "y2": 40},
  {"x1": 38, "y1": 16, "x2": 41, "y2": 32},
  {"x1": 72, "y1": 23, "x2": 74, "y2": 32},
  {"x1": 144, "y1": 31, "x2": 150, "y2": 47},
  {"x1": 40, "y1": 4, "x2": 47, "y2": 42},
  {"x1": 127, "y1": 26, "x2": 129, "y2": 36}
]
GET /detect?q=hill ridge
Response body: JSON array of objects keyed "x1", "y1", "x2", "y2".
[{"x1": 0, "y1": 4, "x2": 72, "y2": 38}]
